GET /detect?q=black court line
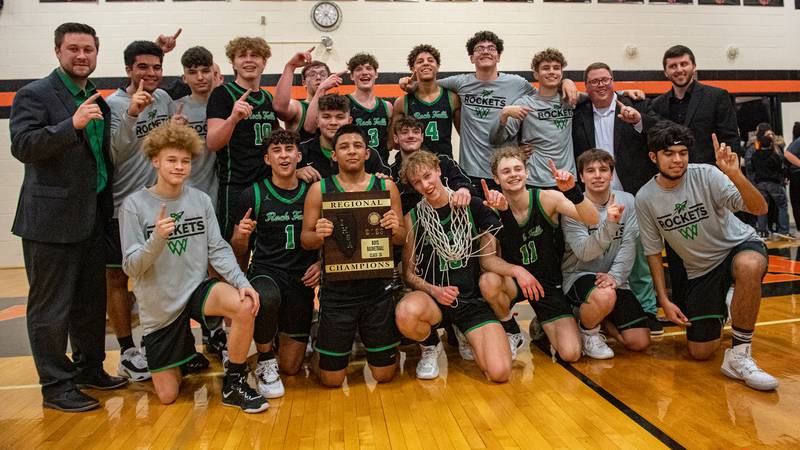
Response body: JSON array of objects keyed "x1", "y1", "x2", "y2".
[{"x1": 531, "y1": 339, "x2": 685, "y2": 450}]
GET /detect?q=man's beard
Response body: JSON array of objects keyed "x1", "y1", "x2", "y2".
[
  {"x1": 671, "y1": 74, "x2": 694, "y2": 88},
  {"x1": 658, "y1": 167, "x2": 686, "y2": 181}
]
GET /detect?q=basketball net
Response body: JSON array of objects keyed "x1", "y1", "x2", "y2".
[{"x1": 410, "y1": 188, "x2": 499, "y2": 306}]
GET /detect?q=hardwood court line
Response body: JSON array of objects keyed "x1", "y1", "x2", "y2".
[
  {"x1": 530, "y1": 340, "x2": 686, "y2": 450},
  {"x1": 658, "y1": 317, "x2": 800, "y2": 338}
]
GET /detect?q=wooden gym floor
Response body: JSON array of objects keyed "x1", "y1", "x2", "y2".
[{"x1": 0, "y1": 244, "x2": 798, "y2": 449}]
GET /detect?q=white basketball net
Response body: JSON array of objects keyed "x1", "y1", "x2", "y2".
[{"x1": 410, "y1": 188, "x2": 498, "y2": 303}]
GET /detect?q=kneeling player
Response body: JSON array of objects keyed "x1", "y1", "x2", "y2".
[
  {"x1": 480, "y1": 148, "x2": 599, "y2": 363},
  {"x1": 301, "y1": 125, "x2": 406, "y2": 387},
  {"x1": 637, "y1": 123, "x2": 778, "y2": 391},
  {"x1": 232, "y1": 130, "x2": 321, "y2": 399},
  {"x1": 396, "y1": 151, "x2": 512, "y2": 382},
  {"x1": 120, "y1": 123, "x2": 267, "y2": 412},
  {"x1": 561, "y1": 149, "x2": 650, "y2": 359}
]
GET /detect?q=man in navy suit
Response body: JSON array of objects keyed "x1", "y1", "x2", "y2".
[{"x1": 10, "y1": 22, "x2": 126, "y2": 412}]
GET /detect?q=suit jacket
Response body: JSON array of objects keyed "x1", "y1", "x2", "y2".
[
  {"x1": 648, "y1": 81, "x2": 741, "y2": 164},
  {"x1": 572, "y1": 95, "x2": 656, "y2": 195},
  {"x1": 10, "y1": 70, "x2": 113, "y2": 243}
]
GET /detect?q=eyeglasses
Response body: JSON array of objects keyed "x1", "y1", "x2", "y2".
[
  {"x1": 304, "y1": 70, "x2": 329, "y2": 79},
  {"x1": 473, "y1": 45, "x2": 498, "y2": 55},
  {"x1": 587, "y1": 77, "x2": 613, "y2": 88}
]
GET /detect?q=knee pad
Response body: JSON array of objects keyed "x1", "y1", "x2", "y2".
[
  {"x1": 250, "y1": 276, "x2": 281, "y2": 343},
  {"x1": 366, "y1": 346, "x2": 398, "y2": 368},
  {"x1": 686, "y1": 317, "x2": 723, "y2": 343}
]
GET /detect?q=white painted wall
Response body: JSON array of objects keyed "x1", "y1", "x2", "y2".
[{"x1": 1, "y1": 0, "x2": 798, "y2": 267}]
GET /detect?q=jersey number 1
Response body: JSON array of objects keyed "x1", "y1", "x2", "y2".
[{"x1": 285, "y1": 224, "x2": 295, "y2": 250}]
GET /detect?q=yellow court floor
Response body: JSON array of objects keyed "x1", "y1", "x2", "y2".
[{"x1": 0, "y1": 268, "x2": 798, "y2": 449}]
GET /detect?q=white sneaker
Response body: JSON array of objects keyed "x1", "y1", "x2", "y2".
[
  {"x1": 255, "y1": 358, "x2": 285, "y2": 398},
  {"x1": 721, "y1": 345, "x2": 778, "y2": 391},
  {"x1": 453, "y1": 327, "x2": 474, "y2": 361},
  {"x1": 507, "y1": 332, "x2": 524, "y2": 360},
  {"x1": 118, "y1": 347, "x2": 151, "y2": 381},
  {"x1": 416, "y1": 343, "x2": 441, "y2": 379},
  {"x1": 581, "y1": 329, "x2": 614, "y2": 360}
]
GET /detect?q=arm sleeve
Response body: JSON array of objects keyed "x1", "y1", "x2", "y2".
[
  {"x1": 120, "y1": 200, "x2": 167, "y2": 278},
  {"x1": 439, "y1": 156, "x2": 472, "y2": 191},
  {"x1": 436, "y1": 75, "x2": 462, "y2": 93},
  {"x1": 562, "y1": 215, "x2": 622, "y2": 262},
  {"x1": 608, "y1": 206, "x2": 638, "y2": 286},
  {"x1": 109, "y1": 105, "x2": 139, "y2": 165},
  {"x1": 489, "y1": 99, "x2": 523, "y2": 146},
  {"x1": 714, "y1": 90, "x2": 741, "y2": 155},
  {"x1": 708, "y1": 166, "x2": 746, "y2": 212},
  {"x1": 206, "y1": 198, "x2": 252, "y2": 289},
  {"x1": 10, "y1": 88, "x2": 82, "y2": 163},
  {"x1": 635, "y1": 195, "x2": 663, "y2": 256},
  {"x1": 206, "y1": 87, "x2": 233, "y2": 120}
]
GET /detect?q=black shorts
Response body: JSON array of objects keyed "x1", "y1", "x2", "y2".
[
  {"x1": 142, "y1": 279, "x2": 221, "y2": 372},
  {"x1": 316, "y1": 291, "x2": 400, "y2": 371},
  {"x1": 105, "y1": 218, "x2": 122, "y2": 268},
  {"x1": 685, "y1": 240, "x2": 767, "y2": 343},
  {"x1": 566, "y1": 274, "x2": 648, "y2": 331},
  {"x1": 513, "y1": 280, "x2": 574, "y2": 325},
  {"x1": 250, "y1": 272, "x2": 315, "y2": 342},
  {"x1": 439, "y1": 298, "x2": 499, "y2": 335},
  {"x1": 217, "y1": 184, "x2": 246, "y2": 241}
]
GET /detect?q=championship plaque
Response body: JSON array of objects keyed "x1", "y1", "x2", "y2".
[{"x1": 322, "y1": 189, "x2": 394, "y2": 281}]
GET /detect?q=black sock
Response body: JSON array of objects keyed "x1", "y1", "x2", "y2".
[
  {"x1": 117, "y1": 335, "x2": 135, "y2": 352},
  {"x1": 422, "y1": 330, "x2": 441, "y2": 347},
  {"x1": 731, "y1": 326, "x2": 753, "y2": 347},
  {"x1": 258, "y1": 350, "x2": 275, "y2": 362},
  {"x1": 226, "y1": 362, "x2": 247, "y2": 378},
  {"x1": 501, "y1": 317, "x2": 521, "y2": 334}
]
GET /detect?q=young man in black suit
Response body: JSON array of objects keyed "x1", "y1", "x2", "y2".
[
  {"x1": 648, "y1": 45, "x2": 742, "y2": 310},
  {"x1": 9, "y1": 22, "x2": 126, "y2": 412}
]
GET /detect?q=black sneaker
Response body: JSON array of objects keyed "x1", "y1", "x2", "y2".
[
  {"x1": 222, "y1": 373, "x2": 269, "y2": 414},
  {"x1": 205, "y1": 327, "x2": 228, "y2": 359},
  {"x1": 647, "y1": 314, "x2": 664, "y2": 336},
  {"x1": 43, "y1": 389, "x2": 100, "y2": 412},
  {"x1": 181, "y1": 352, "x2": 210, "y2": 375},
  {"x1": 74, "y1": 369, "x2": 128, "y2": 390}
]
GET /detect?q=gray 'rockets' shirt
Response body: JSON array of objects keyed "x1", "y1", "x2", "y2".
[
  {"x1": 438, "y1": 73, "x2": 535, "y2": 179},
  {"x1": 108, "y1": 88, "x2": 174, "y2": 217},
  {"x1": 120, "y1": 186, "x2": 250, "y2": 335},
  {"x1": 489, "y1": 92, "x2": 576, "y2": 187},
  {"x1": 635, "y1": 164, "x2": 760, "y2": 279},
  {"x1": 562, "y1": 190, "x2": 638, "y2": 291},
  {"x1": 175, "y1": 95, "x2": 218, "y2": 209}
]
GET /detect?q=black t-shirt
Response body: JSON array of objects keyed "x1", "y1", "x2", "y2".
[
  {"x1": 299, "y1": 137, "x2": 390, "y2": 180},
  {"x1": 237, "y1": 178, "x2": 318, "y2": 278},
  {"x1": 347, "y1": 94, "x2": 391, "y2": 164},
  {"x1": 497, "y1": 188, "x2": 564, "y2": 288},
  {"x1": 404, "y1": 88, "x2": 455, "y2": 158},
  {"x1": 207, "y1": 82, "x2": 279, "y2": 187},
  {"x1": 410, "y1": 197, "x2": 501, "y2": 303}
]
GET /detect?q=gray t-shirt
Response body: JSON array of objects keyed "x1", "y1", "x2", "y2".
[
  {"x1": 438, "y1": 73, "x2": 535, "y2": 179},
  {"x1": 635, "y1": 164, "x2": 760, "y2": 279},
  {"x1": 489, "y1": 92, "x2": 576, "y2": 187},
  {"x1": 108, "y1": 88, "x2": 174, "y2": 216},
  {"x1": 562, "y1": 190, "x2": 638, "y2": 291},
  {"x1": 119, "y1": 186, "x2": 250, "y2": 335},
  {"x1": 175, "y1": 95, "x2": 218, "y2": 209}
]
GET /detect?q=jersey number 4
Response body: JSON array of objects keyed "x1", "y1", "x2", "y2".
[
  {"x1": 253, "y1": 123, "x2": 273, "y2": 146},
  {"x1": 424, "y1": 122, "x2": 439, "y2": 141}
]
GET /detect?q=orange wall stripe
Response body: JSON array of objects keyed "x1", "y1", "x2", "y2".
[{"x1": 3, "y1": 80, "x2": 800, "y2": 109}]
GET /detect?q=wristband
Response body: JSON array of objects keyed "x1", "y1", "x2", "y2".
[{"x1": 563, "y1": 186, "x2": 584, "y2": 204}]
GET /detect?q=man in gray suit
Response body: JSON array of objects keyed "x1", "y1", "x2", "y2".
[{"x1": 10, "y1": 22, "x2": 126, "y2": 412}]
